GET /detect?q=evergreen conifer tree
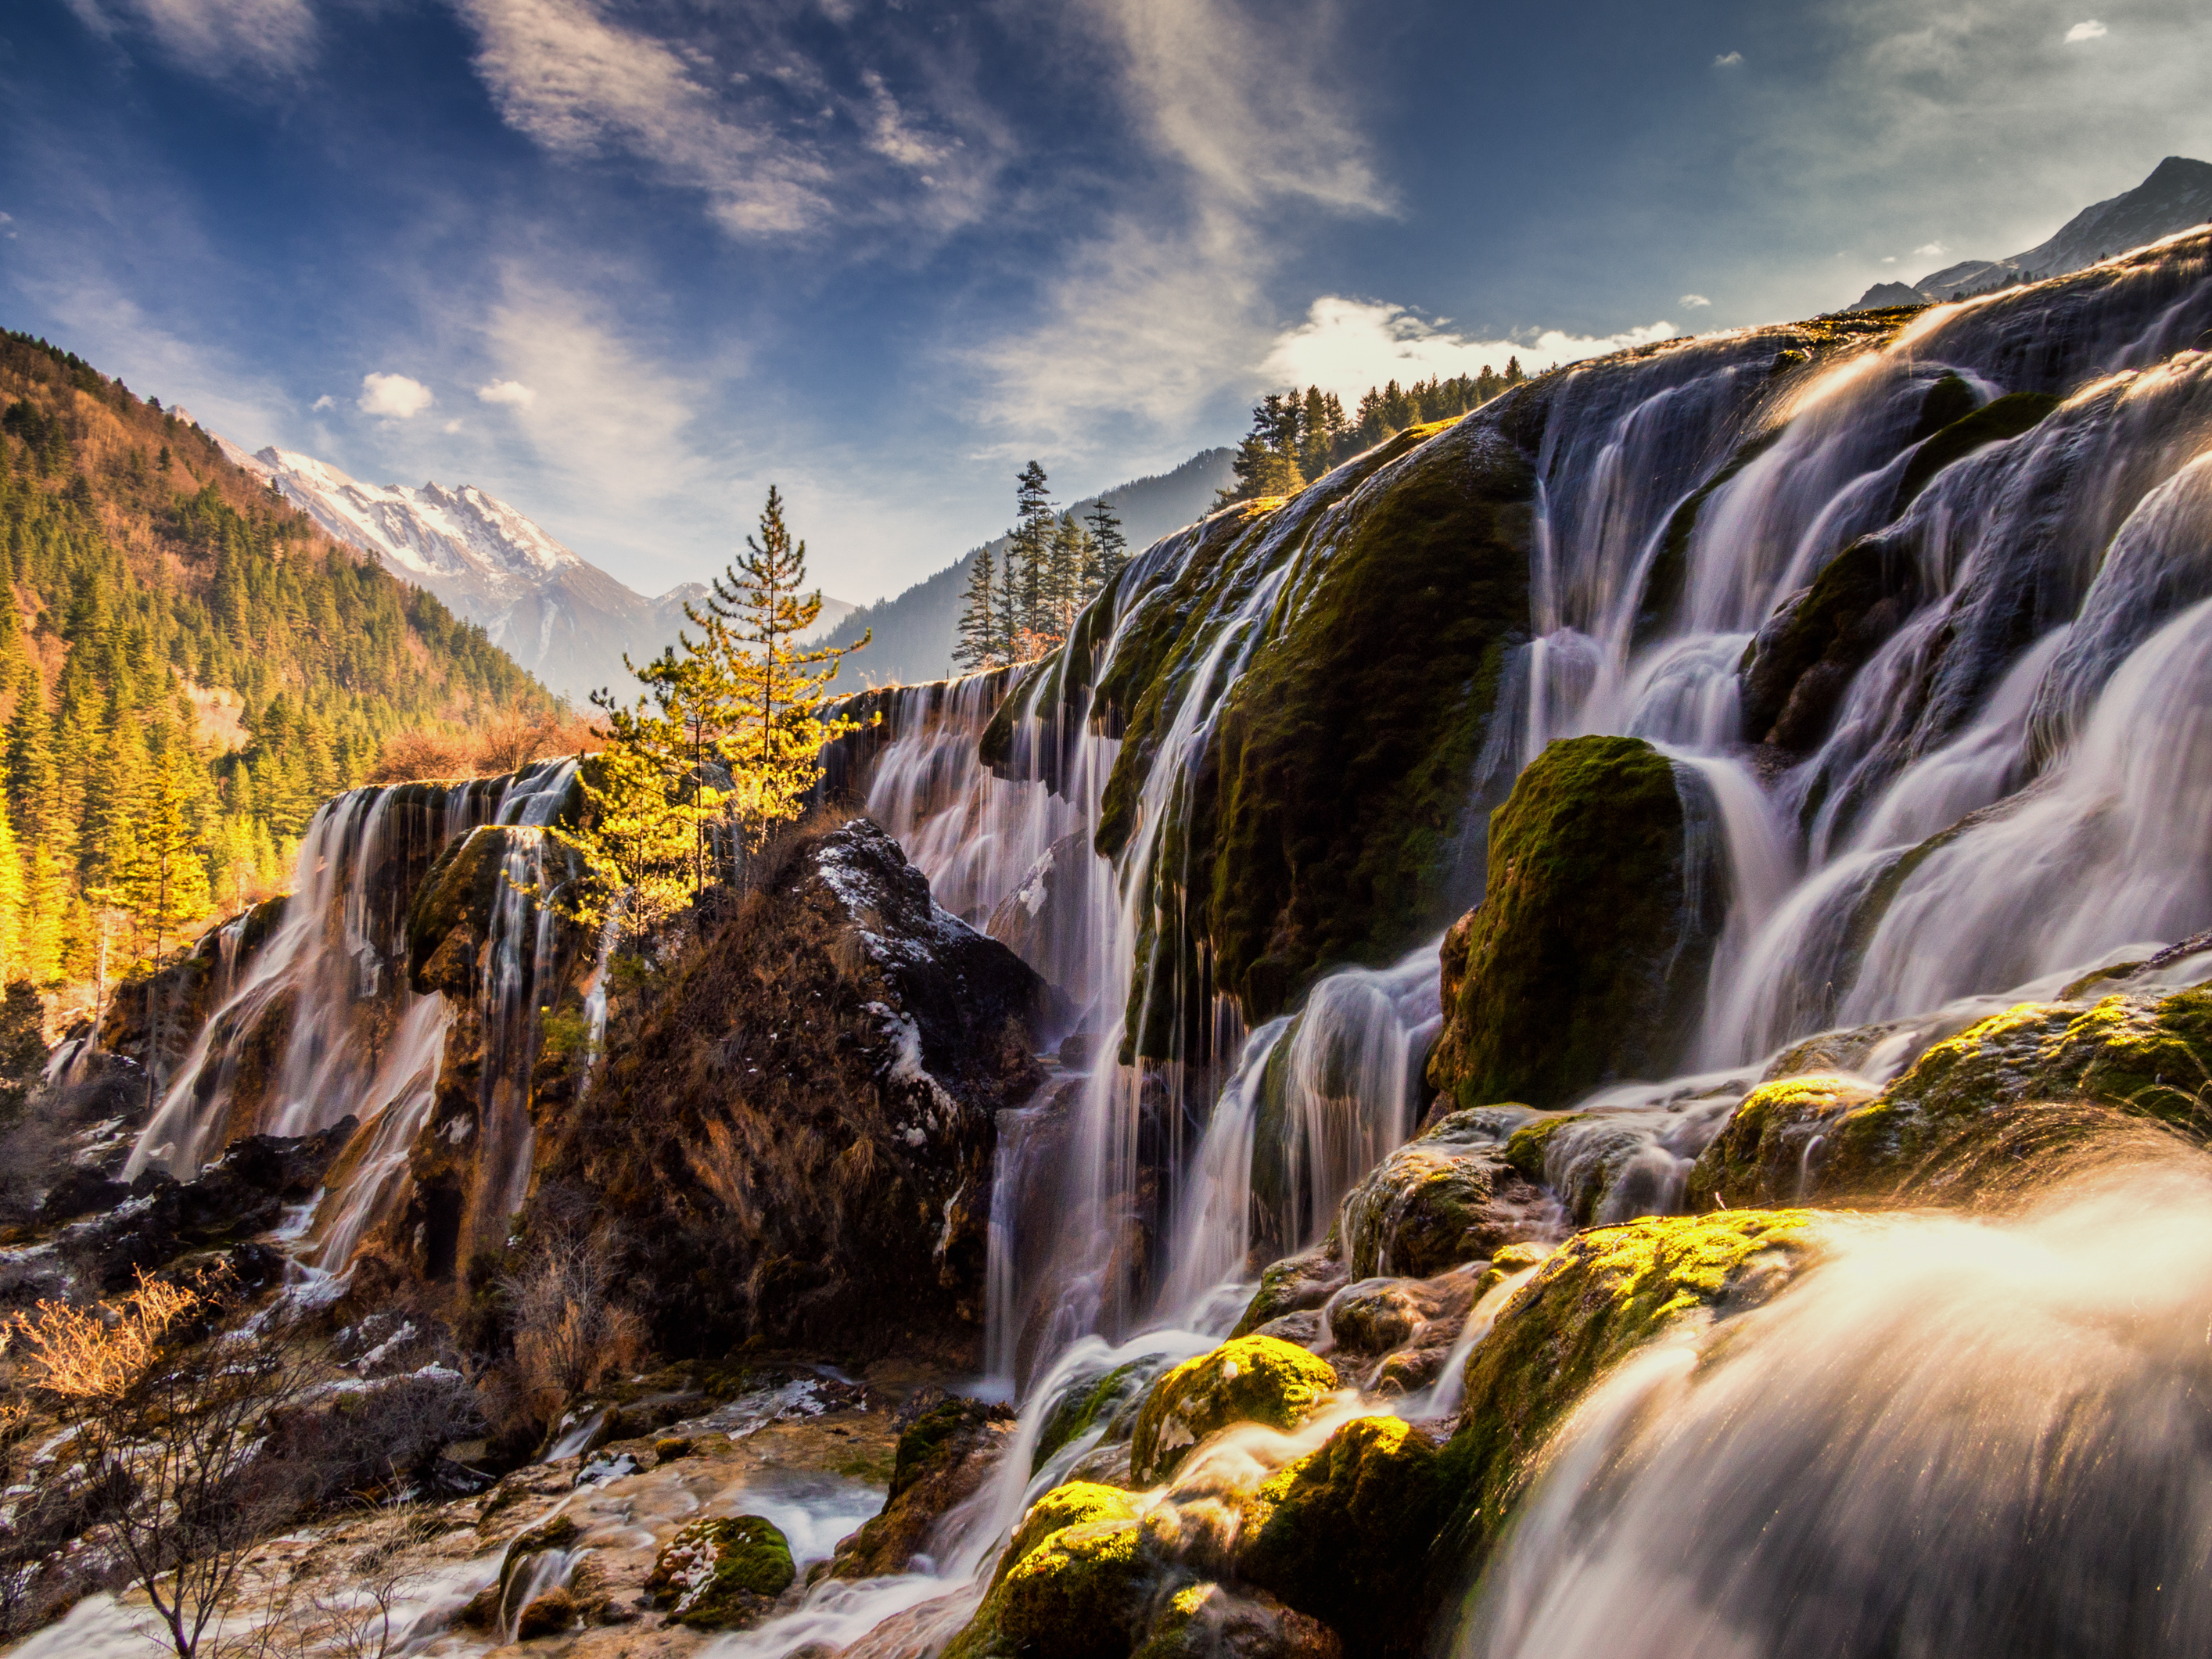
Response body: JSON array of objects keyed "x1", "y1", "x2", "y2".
[
  {"x1": 706, "y1": 486, "x2": 871, "y2": 851},
  {"x1": 1083, "y1": 500, "x2": 1127, "y2": 595},
  {"x1": 953, "y1": 546, "x2": 1004, "y2": 670},
  {"x1": 0, "y1": 803, "x2": 22, "y2": 986}
]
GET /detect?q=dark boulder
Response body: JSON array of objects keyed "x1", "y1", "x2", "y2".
[
  {"x1": 48, "y1": 1116, "x2": 356, "y2": 1293},
  {"x1": 537, "y1": 817, "x2": 1061, "y2": 1359}
]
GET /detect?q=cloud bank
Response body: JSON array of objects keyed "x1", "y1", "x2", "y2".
[{"x1": 1260, "y1": 296, "x2": 1679, "y2": 404}]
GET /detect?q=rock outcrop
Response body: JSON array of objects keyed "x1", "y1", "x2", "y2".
[
  {"x1": 1427, "y1": 735, "x2": 1722, "y2": 1111},
  {"x1": 535, "y1": 818, "x2": 1060, "y2": 1358}
]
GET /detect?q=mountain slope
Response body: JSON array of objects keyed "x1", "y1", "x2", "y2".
[
  {"x1": 0, "y1": 327, "x2": 545, "y2": 986},
  {"x1": 821, "y1": 447, "x2": 1235, "y2": 685},
  {"x1": 217, "y1": 442, "x2": 854, "y2": 704},
  {"x1": 1851, "y1": 156, "x2": 2212, "y2": 308}
]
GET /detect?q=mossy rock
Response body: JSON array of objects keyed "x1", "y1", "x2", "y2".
[
  {"x1": 1080, "y1": 419, "x2": 1532, "y2": 1061},
  {"x1": 1427, "y1": 735, "x2": 1718, "y2": 1111},
  {"x1": 1129, "y1": 1336, "x2": 1339, "y2": 1485},
  {"x1": 1187, "y1": 423, "x2": 1535, "y2": 1033},
  {"x1": 1893, "y1": 390, "x2": 2062, "y2": 512},
  {"x1": 946, "y1": 1518, "x2": 1153, "y2": 1659},
  {"x1": 1686, "y1": 1074, "x2": 1879, "y2": 1208},
  {"x1": 1239, "y1": 1414, "x2": 1445, "y2": 1653},
  {"x1": 1737, "y1": 535, "x2": 1919, "y2": 749},
  {"x1": 892, "y1": 1395, "x2": 1007, "y2": 1498},
  {"x1": 1436, "y1": 1209, "x2": 1832, "y2": 1574},
  {"x1": 993, "y1": 1482, "x2": 1144, "y2": 1589},
  {"x1": 1230, "y1": 1246, "x2": 1348, "y2": 1338},
  {"x1": 1130, "y1": 1581, "x2": 1343, "y2": 1658},
  {"x1": 1339, "y1": 1109, "x2": 1545, "y2": 1280},
  {"x1": 1805, "y1": 990, "x2": 2212, "y2": 1198},
  {"x1": 645, "y1": 1514, "x2": 795, "y2": 1628},
  {"x1": 1034, "y1": 1359, "x2": 1164, "y2": 1473},
  {"x1": 514, "y1": 1586, "x2": 577, "y2": 1639},
  {"x1": 405, "y1": 824, "x2": 515, "y2": 992}
]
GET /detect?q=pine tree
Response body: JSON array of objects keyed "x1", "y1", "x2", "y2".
[
  {"x1": 953, "y1": 545, "x2": 1004, "y2": 670},
  {"x1": 18, "y1": 842, "x2": 68, "y2": 989},
  {"x1": 708, "y1": 486, "x2": 871, "y2": 850},
  {"x1": 1083, "y1": 500, "x2": 1128, "y2": 596},
  {"x1": 1044, "y1": 513, "x2": 1087, "y2": 642},
  {"x1": 1007, "y1": 461, "x2": 1058, "y2": 656},
  {"x1": 7, "y1": 664, "x2": 58, "y2": 848}
]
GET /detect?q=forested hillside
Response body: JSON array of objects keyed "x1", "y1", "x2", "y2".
[{"x1": 0, "y1": 329, "x2": 545, "y2": 994}]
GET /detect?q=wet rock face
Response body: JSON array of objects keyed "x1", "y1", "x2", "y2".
[
  {"x1": 1426, "y1": 734, "x2": 1722, "y2": 1112},
  {"x1": 19, "y1": 1117, "x2": 357, "y2": 1297},
  {"x1": 828, "y1": 1393, "x2": 1017, "y2": 1579},
  {"x1": 541, "y1": 817, "x2": 1059, "y2": 1359},
  {"x1": 986, "y1": 831, "x2": 1096, "y2": 994},
  {"x1": 1338, "y1": 1108, "x2": 1553, "y2": 1280},
  {"x1": 98, "y1": 896, "x2": 287, "y2": 1075}
]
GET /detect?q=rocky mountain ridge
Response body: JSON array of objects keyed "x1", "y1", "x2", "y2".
[
  {"x1": 214, "y1": 437, "x2": 855, "y2": 704},
  {"x1": 1851, "y1": 153, "x2": 2212, "y2": 308}
]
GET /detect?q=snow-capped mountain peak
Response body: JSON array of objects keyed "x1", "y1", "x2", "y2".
[
  {"x1": 229, "y1": 443, "x2": 581, "y2": 592},
  {"x1": 215, "y1": 434, "x2": 855, "y2": 702}
]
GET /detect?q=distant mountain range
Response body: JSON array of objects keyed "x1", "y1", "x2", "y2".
[
  {"x1": 212, "y1": 438, "x2": 854, "y2": 705},
  {"x1": 819, "y1": 447, "x2": 1237, "y2": 685},
  {"x1": 1851, "y1": 156, "x2": 2212, "y2": 310}
]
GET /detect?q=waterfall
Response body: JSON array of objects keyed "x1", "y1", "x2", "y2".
[
  {"x1": 1454, "y1": 1154, "x2": 2212, "y2": 1659},
  {"x1": 120, "y1": 759, "x2": 580, "y2": 1282},
  {"x1": 815, "y1": 237, "x2": 2212, "y2": 1412}
]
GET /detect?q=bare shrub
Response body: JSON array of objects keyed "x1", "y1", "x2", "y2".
[
  {"x1": 365, "y1": 728, "x2": 476, "y2": 785},
  {"x1": 472, "y1": 702, "x2": 599, "y2": 776},
  {"x1": 10, "y1": 1271, "x2": 321, "y2": 1658},
  {"x1": 499, "y1": 1236, "x2": 648, "y2": 1419}
]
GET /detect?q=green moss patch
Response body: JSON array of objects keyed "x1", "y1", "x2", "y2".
[
  {"x1": 1811, "y1": 989, "x2": 2212, "y2": 1198},
  {"x1": 1685, "y1": 1074, "x2": 1878, "y2": 1208},
  {"x1": 1239, "y1": 1413, "x2": 1445, "y2": 1651},
  {"x1": 1427, "y1": 735, "x2": 1714, "y2": 1111},
  {"x1": 949, "y1": 1518, "x2": 1153, "y2": 1659},
  {"x1": 1034, "y1": 1359, "x2": 1162, "y2": 1473},
  {"x1": 1436, "y1": 1209, "x2": 1830, "y2": 1578},
  {"x1": 645, "y1": 1514, "x2": 795, "y2": 1628},
  {"x1": 1893, "y1": 390, "x2": 2063, "y2": 512},
  {"x1": 995, "y1": 1482, "x2": 1144, "y2": 1589},
  {"x1": 1129, "y1": 1336, "x2": 1339, "y2": 1485}
]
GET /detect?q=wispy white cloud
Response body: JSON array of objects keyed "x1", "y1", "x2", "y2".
[
  {"x1": 1714, "y1": 50, "x2": 1744, "y2": 66},
  {"x1": 62, "y1": 0, "x2": 315, "y2": 76},
  {"x1": 482, "y1": 273, "x2": 707, "y2": 511},
  {"x1": 1912, "y1": 239, "x2": 1947, "y2": 257},
  {"x1": 476, "y1": 379, "x2": 537, "y2": 407},
  {"x1": 1680, "y1": 293, "x2": 1713, "y2": 307},
  {"x1": 2063, "y1": 19, "x2": 2108, "y2": 42},
  {"x1": 1261, "y1": 296, "x2": 1679, "y2": 404},
  {"x1": 1093, "y1": 0, "x2": 1390, "y2": 214},
  {"x1": 452, "y1": 0, "x2": 1006, "y2": 240},
  {"x1": 311, "y1": 393, "x2": 334, "y2": 411},
  {"x1": 455, "y1": 0, "x2": 829, "y2": 235},
  {"x1": 975, "y1": 0, "x2": 1391, "y2": 447},
  {"x1": 358, "y1": 372, "x2": 433, "y2": 419}
]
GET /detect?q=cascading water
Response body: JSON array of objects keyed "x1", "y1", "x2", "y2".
[
  {"x1": 745, "y1": 235, "x2": 2212, "y2": 1656},
  {"x1": 1455, "y1": 1153, "x2": 2212, "y2": 1659},
  {"x1": 121, "y1": 758, "x2": 580, "y2": 1283}
]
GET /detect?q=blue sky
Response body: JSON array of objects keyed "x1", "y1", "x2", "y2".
[{"x1": 3, "y1": 0, "x2": 2209, "y2": 605}]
